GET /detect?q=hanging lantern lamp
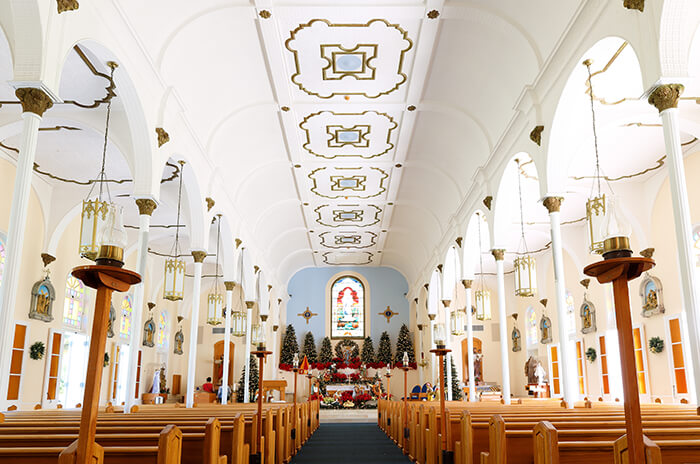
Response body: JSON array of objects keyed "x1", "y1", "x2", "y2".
[
  {"x1": 450, "y1": 307, "x2": 466, "y2": 336},
  {"x1": 514, "y1": 159, "x2": 537, "y2": 297},
  {"x1": 475, "y1": 212, "x2": 492, "y2": 321},
  {"x1": 207, "y1": 215, "x2": 224, "y2": 325},
  {"x1": 163, "y1": 160, "x2": 187, "y2": 301}
]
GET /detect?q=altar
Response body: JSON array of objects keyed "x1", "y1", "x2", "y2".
[{"x1": 325, "y1": 384, "x2": 371, "y2": 396}]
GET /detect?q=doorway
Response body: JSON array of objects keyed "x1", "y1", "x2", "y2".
[
  {"x1": 462, "y1": 337, "x2": 482, "y2": 383},
  {"x1": 213, "y1": 341, "x2": 234, "y2": 386},
  {"x1": 57, "y1": 332, "x2": 89, "y2": 408}
]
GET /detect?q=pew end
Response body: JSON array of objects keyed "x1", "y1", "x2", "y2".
[{"x1": 613, "y1": 434, "x2": 662, "y2": 464}]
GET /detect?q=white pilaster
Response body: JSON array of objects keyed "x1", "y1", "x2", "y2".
[
  {"x1": 545, "y1": 198, "x2": 577, "y2": 408},
  {"x1": 494, "y1": 251, "x2": 511, "y2": 404},
  {"x1": 185, "y1": 253, "x2": 205, "y2": 408},
  {"x1": 443, "y1": 300, "x2": 453, "y2": 400}
]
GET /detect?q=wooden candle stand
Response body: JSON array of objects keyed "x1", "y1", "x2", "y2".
[
  {"x1": 430, "y1": 347, "x2": 452, "y2": 463},
  {"x1": 61, "y1": 265, "x2": 141, "y2": 464},
  {"x1": 250, "y1": 348, "x2": 271, "y2": 464},
  {"x1": 584, "y1": 256, "x2": 654, "y2": 463},
  {"x1": 401, "y1": 364, "x2": 410, "y2": 454}
]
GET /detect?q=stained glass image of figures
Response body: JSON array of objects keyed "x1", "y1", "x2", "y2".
[{"x1": 331, "y1": 276, "x2": 364, "y2": 339}]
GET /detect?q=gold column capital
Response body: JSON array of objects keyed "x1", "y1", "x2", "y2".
[
  {"x1": 57, "y1": 0, "x2": 79, "y2": 13},
  {"x1": 491, "y1": 249, "x2": 505, "y2": 261},
  {"x1": 191, "y1": 250, "x2": 207, "y2": 263},
  {"x1": 623, "y1": 0, "x2": 644, "y2": 12},
  {"x1": 543, "y1": 196, "x2": 563, "y2": 213},
  {"x1": 15, "y1": 88, "x2": 53, "y2": 116},
  {"x1": 224, "y1": 281, "x2": 236, "y2": 291},
  {"x1": 648, "y1": 84, "x2": 684, "y2": 113},
  {"x1": 245, "y1": 301, "x2": 255, "y2": 310},
  {"x1": 441, "y1": 299, "x2": 451, "y2": 308},
  {"x1": 461, "y1": 279, "x2": 473, "y2": 289},
  {"x1": 135, "y1": 198, "x2": 157, "y2": 216},
  {"x1": 530, "y1": 125, "x2": 544, "y2": 146}
]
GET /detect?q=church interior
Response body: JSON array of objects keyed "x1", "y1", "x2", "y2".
[{"x1": 1, "y1": 0, "x2": 700, "y2": 463}]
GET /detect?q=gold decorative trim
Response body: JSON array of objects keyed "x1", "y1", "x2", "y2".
[
  {"x1": 318, "y1": 231, "x2": 378, "y2": 249},
  {"x1": 570, "y1": 157, "x2": 666, "y2": 182},
  {"x1": 461, "y1": 279, "x2": 473, "y2": 289},
  {"x1": 309, "y1": 167, "x2": 389, "y2": 199},
  {"x1": 437, "y1": 264, "x2": 443, "y2": 273},
  {"x1": 321, "y1": 44, "x2": 378, "y2": 81},
  {"x1": 379, "y1": 306, "x2": 397, "y2": 322},
  {"x1": 455, "y1": 237, "x2": 463, "y2": 248},
  {"x1": 259, "y1": 9, "x2": 271, "y2": 18},
  {"x1": 205, "y1": 197, "x2": 215, "y2": 211},
  {"x1": 648, "y1": 84, "x2": 684, "y2": 113},
  {"x1": 235, "y1": 238, "x2": 242, "y2": 248},
  {"x1": 483, "y1": 196, "x2": 492, "y2": 210},
  {"x1": 15, "y1": 88, "x2": 53, "y2": 116},
  {"x1": 135, "y1": 198, "x2": 157, "y2": 216},
  {"x1": 192, "y1": 250, "x2": 207, "y2": 263},
  {"x1": 407, "y1": 105, "x2": 416, "y2": 111},
  {"x1": 321, "y1": 251, "x2": 373, "y2": 265},
  {"x1": 530, "y1": 125, "x2": 544, "y2": 146},
  {"x1": 284, "y1": 19, "x2": 414, "y2": 99},
  {"x1": 491, "y1": 249, "x2": 505, "y2": 261},
  {"x1": 623, "y1": 0, "x2": 644, "y2": 12},
  {"x1": 542, "y1": 197, "x2": 563, "y2": 213},
  {"x1": 156, "y1": 128, "x2": 170, "y2": 147},
  {"x1": 41, "y1": 253, "x2": 56, "y2": 267},
  {"x1": 314, "y1": 204, "x2": 382, "y2": 228},
  {"x1": 427, "y1": 10, "x2": 440, "y2": 19},
  {"x1": 224, "y1": 281, "x2": 236, "y2": 291},
  {"x1": 254, "y1": 265, "x2": 260, "y2": 273},
  {"x1": 57, "y1": 0, "x2": 79, "y2": 13}
]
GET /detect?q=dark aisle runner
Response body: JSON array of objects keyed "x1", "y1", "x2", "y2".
[{"x1": 290, "y1": 423, "x2": 412, "y2": 463}]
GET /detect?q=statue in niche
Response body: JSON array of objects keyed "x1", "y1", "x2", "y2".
[
  {"x1": 540, "y1": 315, "x2": 552, "y2": 344},
  {"x1": 580, "y1": 298, "x2": 596, "y2": 334},
  {"x1": 511, "y1": 327, "x2": 522, "y2": 352},
  {"x1": 29, "y1": 275, "x2": 55, "y2": 322},
  {"x1": 143, "y1": 317, "x2": 156, "y2": 347},
  {"x1": 473, "y1": 349, "x2": 483, "y2": 383},
  {"x1": 525, "y1": 356, "x2": 538, "y2": 384},
  {"x1": 107, "y1": 304, "x2": 116, "y2": 338},
  {"x1": 535, "y1": 362, "x2": 547, "y2": 385},
  {"x1": 639, "y1": 274, "x2": 665, "y2": 317},
  {"x1": 174, "y1": 329, "x2": 184, "y2": 355}
]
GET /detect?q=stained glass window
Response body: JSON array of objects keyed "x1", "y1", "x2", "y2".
[
  {"x1": 120, "y1": 295, "x2": 133, "y2": 337},
  {"x1": 566, "y1": 290, "x2": 576, "y2": 335},
  {"x1": 0, "y1": 236, "x2": 5, "y2": 289},
  {"x1": 331, "y1": 276, "x2": 365, "y2": 339},
  {"x1": 693, "y1": 225, "x2": 700, "y2": 267},
  {"x1": 63, "y1": 276, "x2": 85, "y2": 329},
  {"x1": 157, "y1": 312, "x2": 168, "y2": 349},
  {"x1": 526, "y1": 306, "x2": 537, "y2": 347}
]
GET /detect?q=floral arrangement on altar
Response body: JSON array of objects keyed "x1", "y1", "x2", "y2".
[{"x1": 279, "y1": 357, "x2": 417, "y2": 372}]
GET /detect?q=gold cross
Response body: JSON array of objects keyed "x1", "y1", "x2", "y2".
[
  {"x1": 379, "y1": 306, "x2": 397, "y2": 322},
  {"x1": 298, "y1": 307, "x2": 318, "y2": 324}
]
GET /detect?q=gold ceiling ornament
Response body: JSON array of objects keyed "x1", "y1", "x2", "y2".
[
  {"x1": 15, "y1": 88, "x2": 53, "y2": 116},
  {"x1": 529, "y1": 125, "x2": 544, "y2": 146},
  {"x1": 78, "y1": 63, "x2": 119, "y2": 262},
  {"x1": 462, "y1": 279, "x2": 473, "y2": 289},
  {"x1": 407, "y1": 105, "x2": 416, "y2": 111},
  {"x1": 482, "y1": 196, "x2": 492, "y2": 210},
  {"x1": 235, "y1": 238, "x2": 242, "y2": 248},
  {"x1": 57, "y1": 0, "x2": 78, "y2": 13},
  {"x1": 281, "y1": 106, "x2": 290, "y2": 112},
  {"x1": 41, "y1": 253, "x2": 56, "y2": 268},
  {"x1": 539, "y1": 298, "x2": 548, "y2": 308},
  {"x1": 427, "y1": 10, "x2": 440, "y2": 19},
  {"x1": 321, "y1": 251, "x2": 373, "y2": 265},
  {"x1": 380, "y1": 306, "x2": 398, "y2": 322},
  {"x1": 580, "y1": 278, "x2": 591, "y2": 289},
  {"x1": 640, "y1": 248, "x2": 655, "y2": 259},
  {"x1": 164, "y1": 161, "x2": 187, "y2": 301},
  {"x1": 513, "y1": 159, "x2": 537, "y2": 297},
  {"x1": 207, "y1": 215, "x2": 224, "y2": 326},
  {"x1": 623, "y1": 0, "x2": 644, "y2": 12},
  {"x1": 259, "y1": 10, "x2": 271, "y2": 18},
  {"x1": 298, "y1": 307, "x2": 318, "y2": 324},
  {"x1": 476, "y1": 212, "x2": 492, "y2": 321},
  {"x1": 543, "y1": 196, "x2": 562, "y2": 214},
  {"x1": 205, "y1": 197, "x2": 215, "y2": 211},
  {"x1": 455, "y1": 237, "x2": 463, "y2": 248},
  {"x1": 135, "y1": 198, "x2": 157, "y2": 216},
  {"x1": 648, "y1": 84, "x2": 684, "y2": 113},
  {"x1": 156, "y1": 128, "x2": 170, "y2": 147}
]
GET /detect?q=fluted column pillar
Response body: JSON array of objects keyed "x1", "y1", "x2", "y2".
[
  {"x1": 124, "y1": 198, "x2": 157, "y2": 413},
  {"x1": 244, "y1": 301, "x2": 254, "y2": 402},
  {"x1": 462, "y1": 279, "x2": 477, "y2": 402},
  {"x1": 0, "y1": 88, "x2": 53, "y2": 407},
  {"x1": 185, "y1": 250, "x2": 206, "y2": 408},
  {"x1": 222, "y1": 281, "x2": 235, "y2": 404},
  {"x1": 649, "y1": 84, "x2": 700, "y2": 402},
  {"x1": 544, "y1": 196, "x2": 576, "y2": 408},
  {"x1": 492, "y1": 249, "x2": 511, "y2": 404}
]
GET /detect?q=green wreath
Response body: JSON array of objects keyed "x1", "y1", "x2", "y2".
[
  {"x1": 585, "y1": 347, "x2": 597, "y2": 363},
  {"x1": 649, "y1": 337, "x2": 664, "y2": 354},
  {"x1": 29, "y1": 341, "x2": 45, "y2": 360},
  {"x1": 334, "y1": 339, "x2": 360, "y2": 360}
]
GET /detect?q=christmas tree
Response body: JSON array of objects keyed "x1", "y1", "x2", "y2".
[
  {"x1": 280, "y1": 324, "x2": 299, "y2": 366},
  {"x1": 236, "y1": 355, "x2": 259, "y2": 403},
  {"x1": 319, "y1": 337, "x2": 333, "y2": 363},
  {"x1": 361, "y1": 336, "x2": 376, "y2": 363},
  {"x1": 301, "y1": 332, "x2": 318, "y2": 363},
  {"x1": 394, "y1": 323, "x2": 416, "y2": 364},
  {"x1": 377, "y1": 331, "x2": 393, "y2": 365},
  {"x1": 443, "y1": 355, "x2": 462, "y2": 400}
]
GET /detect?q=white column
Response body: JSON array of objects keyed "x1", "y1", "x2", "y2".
[
  {"x1": 544, "y1": 197, "x2": 577, "y2": 408},
  {"x1": 429, "y1": 316, "x2": 437, "y2": 384},
  {"x1": 442, "y1": 300, "x2": 453, "y2": 400},
  {"x1": 185, "y1": 251, "x2": 206, "y2": 408},
  {"x1": 124, "y1": 199, "x2": 156, "y2": 413},
  {"x1": 463, "y1": 280, "x2": 477, "y2": 402},
  {"x1": 244, "y1": 301, "x2": 254, "y2": 402},
  {"x1": 492, "y1": 249, "x2": 511, "y2": 404},
  {"x1": 417, "y1": 325, "x2": 424, "y2": 387},
  {"x1": 0, "y1": 88, "x2": 53, "y2": 407},
  {"x1": 649, "y1": 84, "x2": 700, "y2": 402},
  {"x1": 222, "y1": 282, "x2": 235, "y2": 404}
]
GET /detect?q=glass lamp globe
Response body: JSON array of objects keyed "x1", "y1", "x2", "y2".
[
  {"x1": 252, "y1": 322, "x2": 266, "y2": 350},
  {"x1": 96, "y1": 204, "x2": 127, "y2": 267},
  {"x1": 433, "y1": 322, "x2": 446, "y2": 348},
  {"x1": 402, "y1": 351, "x2": 409, "y2": 366},
  {"x1": 293, "y1": 352, "x2": 299, "y2": 369},
  {"x1": 600, "y1": 195, "x2": 632, "y2": 259}
]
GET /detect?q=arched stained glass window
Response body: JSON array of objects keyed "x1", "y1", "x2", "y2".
[
  {"x1": 693, "y1": 225, "x2": 700, "y2": 267},
  {"x1": 526, "y1": 306, "x2": 537, "y2": 347},
  {"x1": 157, "y1": 312, "x2": 168, "y2": 349},
  {"x1": 0, "y1": 236, "x2": 6, "y2": 289},
  {"x1": 63, "y1": 276, "x2": 85, "y2": 330},
  {"x1": 566, "y1": 290, "x2": 576, "y2": 335},
  {"x1": 120, "y1": 295, "x2": 133, "y2": 337},
  {"x1": 331, "y1": 276, "x2": 365, "y2": 339}
]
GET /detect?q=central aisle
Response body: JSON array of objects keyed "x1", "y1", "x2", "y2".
[{"x1": 290, "y1": 423, "x2": 412, "y2": 463}]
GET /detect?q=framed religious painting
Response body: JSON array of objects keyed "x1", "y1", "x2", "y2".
[
  {"x1": 639, "y1": 273, "x2": 665, "y2": 318},
  {"x1": 580, "y1": 297, "x2": 596, "y2": 334},
  {"x1": 29, "y1": 276, "x2": 55, "y2": 322}
]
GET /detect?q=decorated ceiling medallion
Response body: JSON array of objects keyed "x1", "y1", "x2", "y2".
[
  {"x1": 285, "y1": 19, "x2": 413, "y2": 98},
  {"x1": 319, "y1": 231, "x2": 378, "y2": 249},
  {"x1": 322, "y1": 251, "x2": 373, "y2": 265},
  {"x1": 315, "y1": 204, "x2": 382, "y2": 227},
  {"x1": 310, "y1": 167, "x2": 388, "y2": 199},
  {"x1": 300, "y1": 111, "x2": 398, "y2": 159}
]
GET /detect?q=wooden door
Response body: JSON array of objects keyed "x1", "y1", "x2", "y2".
[
  {"x1": 8, "y1": 323, "x2": 27, "y2": 401},
  {"x1": 549, "y1": 344, "x2": 561, "y2": 397},
  {"x1": 598, "y1": 335, "x2": 610, "y2": 396},
  {"x1": 46, "y1": 331, "x2": 63, "y2": 402},
  {"x1": 172, "y1": 374, "x2": 181, "y2": 395},
  {"x1": 462, "y1": 337, "x2": 482, "y2": 383},
  {"x1": 213, "y1": 341, "x2": 234, "y2": 385}
]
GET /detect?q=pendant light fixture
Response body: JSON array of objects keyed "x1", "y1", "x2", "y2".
[
  {"x1": 474, "y1": 212, "x2": 492, "y2": 321},
  {"x1": 207, "y1": 214, "x2": 224, "y2": 325},
  {"x1": 231, "y1": 305, "x2": 247, "y2": 337},
  {"x1": 513, "y1": 159, "x2": 537, "y2": 297},
  {"x1": 583, "y1": 59, "x2": 611, "y2": 255},
  {"x1": 79, "y1": 62, "x2": 118, "y2": 260},
  {"x1": 163, "y1": 160, "x2": 187, "y2": 301},
  {"x1": 450, "y1": 307, "x2": 466, "y2": 336}
]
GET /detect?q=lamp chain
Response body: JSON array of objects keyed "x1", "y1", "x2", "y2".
[
  {"x1": 585, "y1": 61, "x2": 602, "y2": 198},
  {"x1": 215, "y1": 215, "x2": 221, "y2": 292},
  {"x1": 516, "y1": 159, "x2": 528, "y2": 253},
  {"x1": 477, "y1": 212, "x2": 485, "y2": 292},
  {"x1": 173, "y1": 162, "x2": 184, "y2": 257},
  {"x1": 86, "y1": 65, "x2": 116, "y2": 203}
]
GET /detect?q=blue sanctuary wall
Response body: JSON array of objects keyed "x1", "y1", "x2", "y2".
[{"x1": 286, "y1": 266, "x2": 409, "y2": 346}]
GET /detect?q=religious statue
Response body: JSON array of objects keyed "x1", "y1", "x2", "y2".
[
  {"x1": 540, "y1": 315, "x2": 552, "y2": 344},
  {"x1": 143, "y1": 317, "x2": 155, "y2": 347},
  {"x1": 511, "y1": 327, "x2": 522, "y2": 352},
  {"x1": 640, "y1": 274, "x2": 665, "y2": 317},
  {"x1": 580, "y1": 298, "x2": 596, "y2": 334},
  {"x1": 535, "y1": 362, "x2": 547, "y2": 385},
  {"x1": 525, "y1": 356, "x2": 538, "y2": 385},
  {"x1": 473, "y1": 350, "x2": 483, "y2": 383},
  {"x1": 29, "y1": 275, "x2": 55, "y2": 322},
  {"x1": 150, "y1": 369, "x2": 160, "y2": 394},
  {"x1": 159, "y1": 367, "x2": 167, "y2": 394},
  {"x1": 174, "y1": 329, "x2": 184, "y2": 355}
]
